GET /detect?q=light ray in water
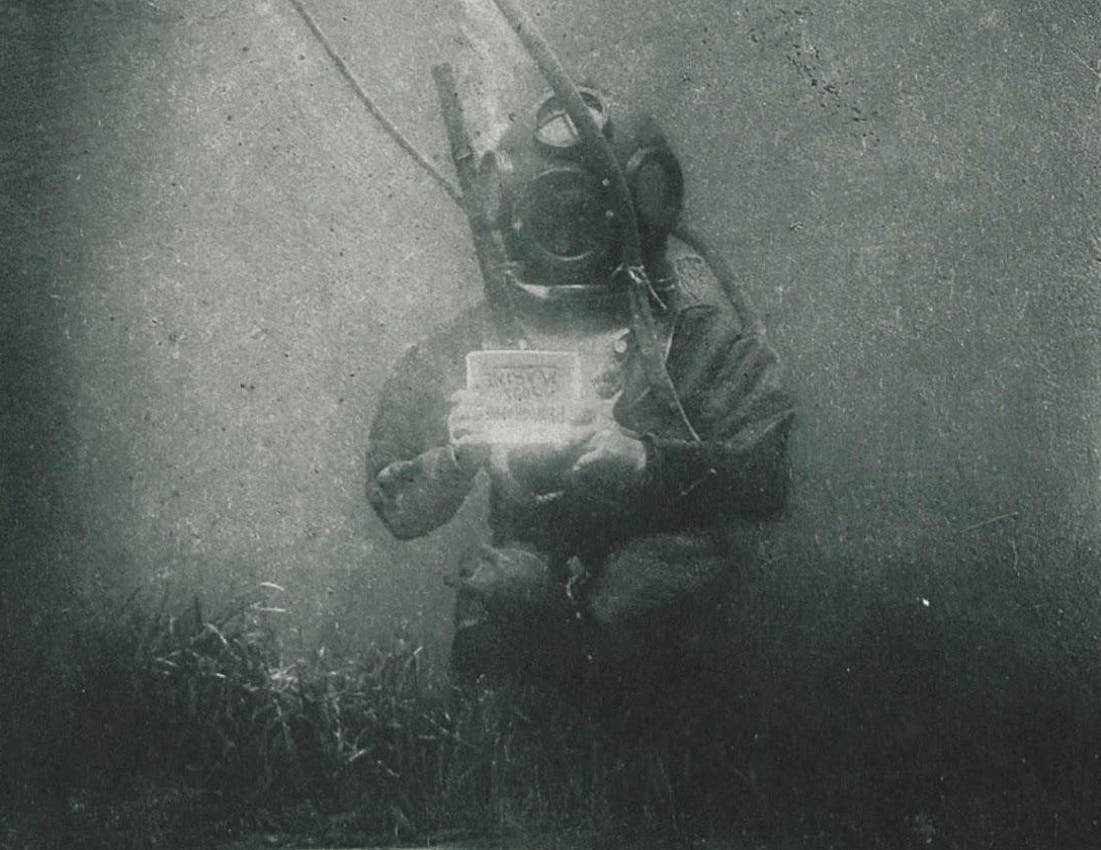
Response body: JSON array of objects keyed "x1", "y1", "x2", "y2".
[{"x1": 456, "y1": 0, "x2": 534, "y2": 149}]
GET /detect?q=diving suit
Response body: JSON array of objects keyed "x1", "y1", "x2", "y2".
[{"x1": 366, "y1": 87, "x2": 795, "y2": 694}]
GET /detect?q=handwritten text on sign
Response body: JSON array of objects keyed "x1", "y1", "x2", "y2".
[{"x1": 464, "y1": 350, "x2": 581, "y2": 444}]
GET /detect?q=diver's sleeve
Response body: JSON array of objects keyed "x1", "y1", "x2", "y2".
[
  {"x1": 641, "y1": 305, "x2": 795, "y2": 522},
  {"x1": 366, "y1": 339, "x2": 475, "y2": 540}
]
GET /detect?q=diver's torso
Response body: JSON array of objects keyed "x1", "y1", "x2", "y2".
[{"x1": 474, "y1": 239, "x2": 732, "y2": 559}]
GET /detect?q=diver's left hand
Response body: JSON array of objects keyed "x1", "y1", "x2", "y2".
[{"x1": 568, "y1": 427, "x2": 649, "y2": 501}]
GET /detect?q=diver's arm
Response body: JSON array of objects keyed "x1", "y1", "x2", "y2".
[
  {"x1": 366, "y1": 345, "x2": 477, "y2": 541},
  {"x1": 642, "y1": 416, "x2": 792, "y2": 519},
  {"x1": 367, "y1": 443, "x2": 478, "y2": 541},
  {"x1": 641, "y1": 306, "x2": 795, "y2": 521}
]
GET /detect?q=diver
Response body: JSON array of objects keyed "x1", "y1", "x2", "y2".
[{"x1": 365, "y1": 74, "x2": 795, "y2": 696}]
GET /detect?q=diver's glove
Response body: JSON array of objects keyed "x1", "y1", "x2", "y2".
[
  {"x1": 567, "y1": 426, "x2": 650, "y2": 504},
  {"x1": 446, "y1": 389, "x2": 493, "y2": 476}
]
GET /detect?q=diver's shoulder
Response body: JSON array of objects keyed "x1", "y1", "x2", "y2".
[{"x1": 664, "y1": 237, "x2": 737, "y2": 321}]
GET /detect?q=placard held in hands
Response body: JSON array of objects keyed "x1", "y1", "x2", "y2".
[{"x1": 463, "y1": 349, "x2": 582, "y2": 445}]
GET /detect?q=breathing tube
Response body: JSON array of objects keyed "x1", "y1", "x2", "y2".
[
  {"x1": 431, "y1": 63, "x2": 524, "y2": 347},
  {"x1": 487, "y1": 0, "x2": 700, "y2": 442}
]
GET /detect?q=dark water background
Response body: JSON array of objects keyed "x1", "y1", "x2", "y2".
[{"x1": 2, "y1": 0, "x2": 1100, "y2": 838}]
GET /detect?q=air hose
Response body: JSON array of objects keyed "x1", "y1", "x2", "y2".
[{"x1": 487, "y1": 0, "x2": 700, "y2": 442}]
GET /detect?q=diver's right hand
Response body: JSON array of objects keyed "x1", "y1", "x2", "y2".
[
  {"x1": 504, "y1": 418, "x2": 595, "y2": 495},
  {"x1": 447, "y1": 389, "x2": 492, "y2": 476}
]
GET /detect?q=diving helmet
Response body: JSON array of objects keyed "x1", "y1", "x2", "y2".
[{"x1": 477, "y1": 88, "x2": 684, "y2": 306}]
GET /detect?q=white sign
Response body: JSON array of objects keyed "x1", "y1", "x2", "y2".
[{"x1": 464, "y1": 349, "x2": 582, "y2": 445}]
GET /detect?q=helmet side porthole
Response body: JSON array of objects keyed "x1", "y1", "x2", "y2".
[
  {"x1": 533, "y1": 88, "x2": 611, "y2": 158},
  {"x1": 626, "y1": 146, "x2": 684, "y2": 238}
]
